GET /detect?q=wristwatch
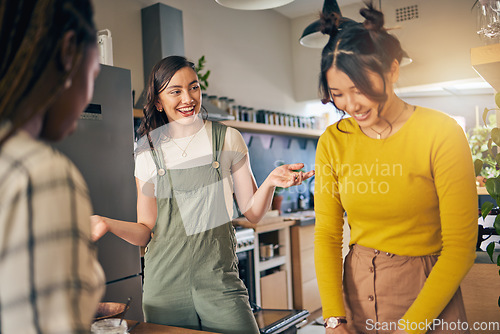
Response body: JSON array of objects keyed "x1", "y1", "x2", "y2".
[{"x1": 324, "y1": 317, "x2": 347, "y2": 329}]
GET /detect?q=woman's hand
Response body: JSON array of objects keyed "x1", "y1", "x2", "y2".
[
  {"x1": 90, "y1": 215, "x2": 109, "y2": 241},
  {"x1": 267, "y1": 163, "x2": 315, "y2": 189}
]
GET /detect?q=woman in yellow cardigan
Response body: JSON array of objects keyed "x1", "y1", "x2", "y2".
[{"x1": 314, "y1": 2, "x2": 477, "y2": 334}]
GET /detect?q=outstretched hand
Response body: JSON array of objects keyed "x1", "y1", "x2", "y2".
[
  {"x1": 90, "y1": 215, "x2": 109, "y2": 241},
  {"x1": 268, "y1": 163, "x2": 314, "y2": 189}
]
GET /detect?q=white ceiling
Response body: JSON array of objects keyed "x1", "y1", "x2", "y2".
[{"x1": 273, "y1": 0, "x2": 363, "y2": 19}]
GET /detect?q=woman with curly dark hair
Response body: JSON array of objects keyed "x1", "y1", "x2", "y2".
[
  {"x1": 314, "y1": 2, "x2": 477, "y2": 333},
  {"x1": 0, "y1": 0, "x2": 104, "y2": 332}
]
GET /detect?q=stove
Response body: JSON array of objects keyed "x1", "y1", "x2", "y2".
[
  {"x1": 234, "y1": 226, "x2": 256, "y2": 305},
  {"x1": 235, "y1": 227, "x2": 255, "y2": 253},
  {"x1": 234, "y1": 226, "x2": 309, "y2": 333}
]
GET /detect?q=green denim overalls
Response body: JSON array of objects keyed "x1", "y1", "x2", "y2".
[{"x1": 143, "y1": 122, "x2": 259, "y2": 334}]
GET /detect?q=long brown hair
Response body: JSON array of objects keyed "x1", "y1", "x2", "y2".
[
  {"x1": 0, "y1": 0, "x2": 97, "y2": 147},
  {"x1": 135, "y1": 55, "x2": 208, "y2": 152}
]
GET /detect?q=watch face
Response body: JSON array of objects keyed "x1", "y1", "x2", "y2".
[
  {"x1": 325, "y1": 317, "x2": 347, "y2": 328},
  {"x1": 327, "y1": 317, "x2": 339, "y2": 327}
]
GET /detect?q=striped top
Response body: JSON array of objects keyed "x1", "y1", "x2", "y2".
[{"x1": 0, "y1": 122, "x2": 104, "y2": 333}]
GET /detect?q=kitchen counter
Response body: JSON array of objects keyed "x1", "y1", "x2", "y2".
[
  {"x1": 126, "y1": 320, "x2": 218, "y2": 333},
  {"x1": 281, "y1": 210, "x2": 315, "y2": 226},
  {"x1": 232, "y1": 212, "x2": 296, "y2": 232}
]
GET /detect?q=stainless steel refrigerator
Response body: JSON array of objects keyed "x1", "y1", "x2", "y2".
[{"x1": 51, "y1": 65, "x2": 143, "y2": 321}]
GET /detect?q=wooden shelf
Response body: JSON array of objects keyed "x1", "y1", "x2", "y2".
[
  {"x1": 220, "y1": 120, "x2": 324, "y2": 138},
  {"x1": 133, "y1": 108, "x2": 143, "y2": 118},
  {"x1": 471, "y1": 43, "x2": 500, "y2": 92},
  {"x1": 132, "y1": 113, "x2": 323, "y2": 138},
  {"x1": 259, "y1": 255, "x2": 286, "y2": 272}
]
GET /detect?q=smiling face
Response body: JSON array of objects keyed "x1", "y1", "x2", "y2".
[
  {"x1": 155, "y1": 66, "x2": 201, "y2": 125},
  {"x1": 326, "y1": 61, "x2": 399, "y2": 129}
]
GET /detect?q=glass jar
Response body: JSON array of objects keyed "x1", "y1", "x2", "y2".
[
  {"x1": 284, "y1": 114, "x2": 290, "y2": 127},
  {"x1": 267, "y1": 111, "x2": 274, "y2": 125},
  {"x1": 218, "y1": 97, "x2": 228, "y2": 112},
  {"x1": 247, "y1": 108, "x2": 256, "y2": 122},
  {"x1": 91, "y1": 319, "x2": 127, "y2": 334},
  {"x1": 279, "y1": 113, "x2": 285, "y2": 126},
  {"x1": 227, "y1": 98, "x2": 235, "y2": 114},
  {"x1": 207, "y1": 95, "x2": 218, "y2": 107}
]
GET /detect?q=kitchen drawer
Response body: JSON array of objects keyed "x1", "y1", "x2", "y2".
[
  {"x1": 260, "y1": 270, "x2": 288, "y2": 309},
  {"x1": 292, "y1": 224, "x2": 315, "y2": 252},
  {"x1": 300, "y1": 248, "x2": 315, "y2": 283},
  {"x1": 302, "y1": 278, "x2": 321, "y2": 312}
]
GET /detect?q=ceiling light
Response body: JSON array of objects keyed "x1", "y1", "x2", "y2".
[
  {"x1": 215, "y1": 0, "x2": 294, "y2": 10},
  {"x1": 299, "y1": 0, "x2": 341, "y2": 48},
  {"x1": 299, "y1": 0, "x2": 413, "y2": 67},
  {"x1": 299, "y1": 20, "x2": 329, "y2": 48},
  {"x1": 400, "y1": 51, "x2": 413, "y2": 67}
]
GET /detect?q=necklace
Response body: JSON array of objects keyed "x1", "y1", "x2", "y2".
[
  {"x1": 370, "y1": 102, "x2": 407, "y2": 139},
  {"x1": 168, "y1": 131, "x2": 199, "y2": 157}
]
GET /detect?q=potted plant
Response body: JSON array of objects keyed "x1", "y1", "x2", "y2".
[
  {"x1": 194, "y1": 55, "x2": 210, "y2": 91},
  {"x1": 272, "y1": 186, "x2": 284, "y2": 215},
  {"x1": 472, "y1": 92, "x2": 500, "y2": 307}
]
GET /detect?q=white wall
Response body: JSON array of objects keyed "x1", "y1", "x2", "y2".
[
  {"x1": 93, "y1": 0, "x2": 317, "y2": 115},
  {"x1": 290, "y1": 0, "x2": 487, "y2": 102},
  {"x1": 93, "y1": 0, "x2": 145, "y2": 102}
]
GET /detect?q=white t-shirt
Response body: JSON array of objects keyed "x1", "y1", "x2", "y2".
[{"x1": 134, "y1": 121, "x2": 248, "y2": 218}]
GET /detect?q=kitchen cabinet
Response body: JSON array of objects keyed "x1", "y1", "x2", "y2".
[
  {"x1": 233, "y1": 215, "x2": 295, "y2": 309},
  {"x1": 471, "y1": 43, "x2": 500, "y2": 93},
  {"x1": 290, "y1": 224, "x2": 321, "y2": 313},
  {"x1": 290, "y1": 216, "x2": 351, "y2": 314}
]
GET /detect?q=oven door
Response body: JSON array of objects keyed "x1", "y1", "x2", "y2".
[{"x1": 237, "y1": 249, "x2": 256, "y2": 305}]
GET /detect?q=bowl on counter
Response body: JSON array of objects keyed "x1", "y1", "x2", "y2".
[{"x1": 94, "y1": 302, "x2": 128, "y2": 321}]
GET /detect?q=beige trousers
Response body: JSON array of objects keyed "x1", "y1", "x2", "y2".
[{"x1": 343, "y1": 244, "x2": 469, "y2": 334}]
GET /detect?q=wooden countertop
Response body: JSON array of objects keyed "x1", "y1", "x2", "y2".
[
  {"x1": 232, "y1": 214, "x2": 295, "y2": 233},
  {"x1": 126, "y1": 320, "x2": 218, "y2": 333}
]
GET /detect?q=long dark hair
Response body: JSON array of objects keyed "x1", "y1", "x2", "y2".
[
  {"x1": 319, "y1": 1, "x2": 405, "y2": 130},
  {"x1": 0, "y1": 0, "x2": 97, "y2": 146},
  {"x1": 135, "y1": 55, "x2": 209, "y2": 154}
]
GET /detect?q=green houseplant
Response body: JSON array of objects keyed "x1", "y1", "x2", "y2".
[
  {"x1": 194, "y1": 55, "x2": 210, "y2": 91},
  {"x1": 473, "y1": 92, "x2": 500, "y2": 307}
]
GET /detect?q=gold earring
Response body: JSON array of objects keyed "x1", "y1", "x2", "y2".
[{"x1": 64, "y1": 78, "x2": 72, "y2": 89}]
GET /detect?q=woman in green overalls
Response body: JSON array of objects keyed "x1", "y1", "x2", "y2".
[{"x1": 91, "y1": 56, "x2": 314, "y2": 333}]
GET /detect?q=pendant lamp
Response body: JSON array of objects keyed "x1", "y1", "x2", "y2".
[
  {"x1": 299, "y1": 0, "x2": 340, "y2": 47},
  {"x1": 400, "y1": 51, "x2": 413, "y2": 66},
  {"x1": 299, "y1": 0, "x2": 413, "y2": 67},
  {"x1": 215, "y1": 0, "x2": 294, "y2": 10}
]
